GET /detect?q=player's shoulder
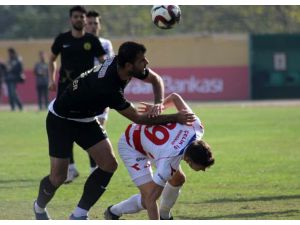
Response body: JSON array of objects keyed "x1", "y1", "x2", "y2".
[
  {"x1": 85, "y1": 32, "x2": 100, "y2": 41},
  {"x1": 53, "y1": 31, "x2": 72, "y2": 44},
  {"x1": 56, "y1": 31, "x2": 71, "y2": 39},
  {"x1": 99, "y1": 37, "x2": 112, "y2": 44}
]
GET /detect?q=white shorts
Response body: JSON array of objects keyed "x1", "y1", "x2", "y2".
[{"x1": 118, "y1": 134, "x2": 153, "y2": 186}]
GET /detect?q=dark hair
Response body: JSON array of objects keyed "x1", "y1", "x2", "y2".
[
  {"x1": 185, "y1": 140, "x2": 215, "y2": 167},
  {"x1": 69, "y1": 5, "x2": 87, "y2": 17},
  {"x1": 8, "y1": 48, "x2": 16, "y2": 54},
  {"x1": 87, "y1": 10, "x2": 100, "y2": 18},
  {"x1": 117, "y1": 42, "x2": 146, "y2": 67}
]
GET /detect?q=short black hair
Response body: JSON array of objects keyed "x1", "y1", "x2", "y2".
[
  {"x1": 185, "y1": 140, "x2": 215, "y2": 167},
  {"x1": 8, "y1": 48, "x2": 16, "y2": 54},
  {"x1": 69, "y1": 5, "x2": 87, "y2": 17},
  {"x1": 87, "y1": 10, "x2": 100, "y2": 18},
  {"x1": 117, "y1": 42, "x2": 146, "y2": 67}
]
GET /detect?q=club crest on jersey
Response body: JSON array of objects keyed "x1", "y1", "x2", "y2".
[{"x1": 83, "y1": 42, "x2": 92, "y2": 50}]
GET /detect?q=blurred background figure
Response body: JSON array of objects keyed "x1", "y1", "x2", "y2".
[
  {"x1": 86, "y1": 10, "x2": 115, "y2": 63},
  {"x1": 86, "y1": 10, "x2": 115, "y2": 128},
  {"x1": 0, "y1": 59, "x2": 7, "y2": 103},
  {"x1": 5, "y1": 48, "x2": 24, "y2": 111},
  {"x1": 34, "y1": 51, "x2": 49, "y2": 110}
]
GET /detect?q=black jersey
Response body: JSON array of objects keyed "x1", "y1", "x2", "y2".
[
  {"x1": 53, "y1": 56, "x2": 149, "y2": 119},
  {"x1": 51, "y1": 31, "x2": 106, "y2": 96}
]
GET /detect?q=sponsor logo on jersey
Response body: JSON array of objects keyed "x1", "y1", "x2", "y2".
[
  {"x1": 63, "y1": 44, "x2": 71, "y2": 48},
  {"x1": 83, "y1": 42, "x2": 92, "y2": 50}
]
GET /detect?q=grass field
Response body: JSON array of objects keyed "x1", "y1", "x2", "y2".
[{"x1": 0, "y1": 102, "x2": 299, "y2": 220}]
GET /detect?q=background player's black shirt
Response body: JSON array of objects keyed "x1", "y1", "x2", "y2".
[
  {"x1": 51, "y1": 31, "x2": 106, "y2": 96},
  {"x1": 53, "y1": 56, "x2": 148, "y2": 119}
]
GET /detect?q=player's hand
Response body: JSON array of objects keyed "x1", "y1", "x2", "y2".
[
  {"x1": 148, "y1": 103, "x2": 164, "y2": 118},
  {"x1": 48, "y1": 80, "x2": 56, "y2": 92},
  {"x1": 137, "y1": 102, "x2": 153, "y2": 113},
  {"x1": 176, "y1": 110, "x2": 196, "y2": 125},
  {"x1": 138, "y1": 102, "x2": 164, "y2": 116}
]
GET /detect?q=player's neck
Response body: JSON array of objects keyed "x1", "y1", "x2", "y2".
[
  {"x1": 117, "y1": 66, "x2": 131, "y2": 81},
  {"x1": 71, "y1": 29, "x2": 85, "y2": 38}
]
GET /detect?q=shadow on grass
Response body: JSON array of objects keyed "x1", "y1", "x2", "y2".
[
  {"x1": 178, "y1": 209, "x2": 300, "y2": 220},
  {"x1": 204, "y1": 194, "x2": 300, "y2": 203}
]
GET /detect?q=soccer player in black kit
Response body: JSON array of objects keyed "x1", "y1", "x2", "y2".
[
  {"x1": 33, "y1": 41, "x2": 196, "y2": 220},
  {"x1": 48, "y1": 6, "x2": 106, "y2": 183}
]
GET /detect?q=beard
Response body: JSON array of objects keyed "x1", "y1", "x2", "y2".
[
  {"x1": 129, "y1": 68, "x2": 147, "y2": 79},
  {"x1": 72, "y1": 22, "x2": 84, "y2": 31}
]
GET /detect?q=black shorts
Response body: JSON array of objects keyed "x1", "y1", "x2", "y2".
[{"x1": 46, "y1": 112, "x2": 107, "y2": 158}]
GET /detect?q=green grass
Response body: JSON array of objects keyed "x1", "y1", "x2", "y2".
[{"x1": 0, "y1": 104, "x2": 299, "y2": 220}]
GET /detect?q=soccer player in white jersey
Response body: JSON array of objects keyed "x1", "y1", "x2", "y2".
[{"x1": 104, "y1": 93, "x2": 215, "y2": 220}]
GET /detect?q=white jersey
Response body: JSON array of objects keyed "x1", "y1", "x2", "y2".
[{"x1": 122, "y1": 117, "x2": 204, "y2": 186}]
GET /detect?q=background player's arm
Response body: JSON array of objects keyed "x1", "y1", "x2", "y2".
[
  {"x1": 48, "y1": 53, "x2": 58, "y2": 92},
  {"x1": 141, "y1": 68, "x2": 164, "y2": 117},
  {"x1": 117, "y1": 104, "x2": 195, "y2": 125}
]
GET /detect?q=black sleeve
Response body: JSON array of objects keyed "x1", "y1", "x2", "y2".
[
  {"x1": 93, "y1": 37, "x2": 106, "y2": 57},
  {"x1": 51, "y1": 34, "x2": 62, "y2": 56},
  {"x1": 108, "y1": 91, "x2": 131, "y2": 111}
]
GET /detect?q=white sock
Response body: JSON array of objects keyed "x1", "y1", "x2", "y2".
[
  {"x1": 72, "y1": 207, "x2": 88, "y2": 217},
  {"x1": 69, "y1": 163, "x2": 76, "y2": 170},
  {"x1": 110, "y1": 194, "x2": 144, "y2": 216},
  {"x1": 34, "y1": 201, "x2": 45, "y2": 213},
  {"x1": 160, "y1": 182, "x2": 182, "y2": 219}
]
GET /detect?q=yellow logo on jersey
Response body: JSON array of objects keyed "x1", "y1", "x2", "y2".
[{"x1": 83, "y1": 42, "x2": 92, "y2": 51}]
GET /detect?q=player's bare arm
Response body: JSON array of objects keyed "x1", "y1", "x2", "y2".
[
  {"x1": 48, "y1": 53, "x2": 58, "y2": 92},
  {"x1": 138, "y1": 93, "x2": 193, "y2": 114},
  {"x1": 163, "y1": 92, "x2": 193, "y2": 113},
  {"x1": 117, "y1": 104, "x2": 196, "y2": 125},
  {"x1": 142, "y1": 68, "x2": 164, "y2": 117}
]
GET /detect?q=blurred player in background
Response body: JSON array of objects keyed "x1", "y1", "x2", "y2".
[
  {"x1": 86, "y1": 10, "x2": 114, "y2": 127},
  {"x1": 5, "y1": 48, "x2": 24, "y2": 111},
  {"x1": 104, "y1": 93, "x2": 214, "y2": 220},
  {"x1": 67, "y1": 10, "x2": 116, "y2": 178},
  {"x1": 47, "y1": 5, "x2": 106, "y2": 183},
  {"x1": 34, "y1": 51, "x2": 49, "y2": 110}
]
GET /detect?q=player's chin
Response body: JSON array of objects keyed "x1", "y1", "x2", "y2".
[{"x1": 74, "y1": 24, "x2": 84, "y2": 30}]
